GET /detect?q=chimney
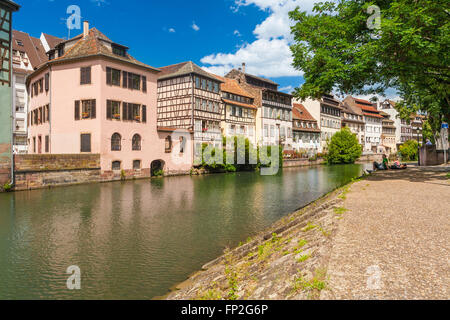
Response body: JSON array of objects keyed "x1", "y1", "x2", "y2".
[
  {"x1": 242, "y1": 62, "x2": 246, "y2": 73},
  {"x1": 83, "y1": 21, "x2": 89, "y2": 38}
]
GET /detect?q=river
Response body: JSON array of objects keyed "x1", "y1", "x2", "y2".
[{"x1": 0, "y1": 164, "x2": 370, "y2": 299}]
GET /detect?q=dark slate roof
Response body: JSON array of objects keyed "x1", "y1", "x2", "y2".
[
  {"x1": 158, "y1": 61, "x2": 221, "y2": 81},
  {"x1": 245, "y1": 73, "x2": 278, "y2": 86}
]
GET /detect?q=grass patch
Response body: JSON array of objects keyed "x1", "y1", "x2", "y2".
[
  {"x1": 296, "y1": 254, "x2": 311, "y2": 263},
  {"x1": 292, "y1": 239, "x2": 308, "y2": 254},
  {"x1": 292, "y1": 268, "x2": 327, "y2": 299},
  {"x1": 334, "y1": 207, "x2": 348, "y2": 215},
  {"x1": 302, "y1": 222, "x2": 318, "y2": 232},
  {"x1": 257, "y1": 233, "x2": 282, "y2": 261}
]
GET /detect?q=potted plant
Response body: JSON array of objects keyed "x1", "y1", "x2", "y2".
[
  {"x1": 82, "y1": 112, "x2": 90, "y2": 119},
  {"x1": 135, "y1": 115, "x2": 141, "y2": 121},
  {"x1": 113, "y1": 113, "x2": 121, "y2": 120}
]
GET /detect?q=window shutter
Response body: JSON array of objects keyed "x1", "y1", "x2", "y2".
[
  {"x1": 106, "y1": 67, "x2": 112, "y2": 85},
  {"x1": 75, "y1": 101, "x2": 80, "y2": 120},
  {"x1": 142, "y1": 105, "x2": 147, "y2": 123},
  {"x1": 81, "y1": 134, "x2": 91, "y2": 153},
  {"x1": 128, "y1": 103, "x2": 133, "y2": 120},
  {"x1": 123, "y1": 71, "x2": 128, "y2": 88},
  {"x1": 107, "y1": 100, "x2": 112, "y2": 120},
  {"x1": 91, "y1": 100, "x2": 96, "y2": 119},
  {"x1": 45, "y1": 73, "x2": 49, "y2": 91},
  {"x1": 86, "y1": 67, "x2": 91, "y2": 84},
  {"x1": 43, "y1": 106, "x2": 46, "y2": 123},
  {"x1": 142, "y1": 76, "x2": 147, "y2": 93},
  {"x1": 123, "y1": 102, "x2": 128, "y2": 121},
  {"x1": 47, "y1": 105, "x2": 50, "y2": 122}
]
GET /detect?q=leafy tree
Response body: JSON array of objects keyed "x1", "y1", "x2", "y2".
[
  {"x1": 289, "y1": 0, "x2": 450, "y2": 133},
  {"x1": 324, "y1": 127, "x2": 362, "y2": 164},
  {"x1": 399, "y1": 140, "x2": 419, "y2": 161}
]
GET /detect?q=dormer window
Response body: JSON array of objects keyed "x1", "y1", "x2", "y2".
[
  {"x1": 57, "y1": 46, "x2": 64, "y2": 58},
  {"x1": 16, "y1": 39, "x2": 23, "y2": 46},
  {"x1": 112, "y1": 44, "x2": 126, "y2": 57}
]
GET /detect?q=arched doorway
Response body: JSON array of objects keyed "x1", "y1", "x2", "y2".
[{"x1": 151, "y1": 160, "x2": 165, "y2": 176}]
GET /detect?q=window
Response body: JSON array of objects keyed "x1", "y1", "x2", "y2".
[
  {"x1": 111, "y1": 133, "x2": 122, "y2": 151},
  {"x1": 165, "y1": 136, "x2": 172, "y2": 153},
  {"x1": 132, "y1": 134, "x2": 141, "y2": 151},
  {"x1": 106, "y1": 67, "x2": 121, "y2": 86},
  {"x1": 133, "y1": 160, "x2": 141, "y2": 170},
  {"x1": 107, "y1": 100, "x2": 121, "y2": 120},
  {"x1": 264, "y1": 125, "x2": 269, "y2": 137},
  {"x1": 132, "y1": 104, "x2": 141, "y2": 122},
  {"x1": 80, "y1": 134, "x2": 91, "y2": 153},
  {"x1": 195, "y1": 77, "x2": 200, "y2": 88},
  {"x1": 270, "y1": 125, "x2": 275, "y2": 137},
  {"x1": 33, "y1": 137, "x2": 36, "y2": 153},
  {"x1": 112, "y1": 161, "x2": 121, "y2": 171},
  {"x1": 201, "y1": 78, "x2": 207, "y2": 90},
  {"x1": 80, "y1": 67, "x2": 91, "y2": 85},
  {"x1": 130, "y1": 73, "x2": 141, "y2": 90},
  {"x1": 112, "y1": 45, "x2": 126, "y2": 57},
  {"x1": 75, "y1": 100, "x2": 96, "y2": 120}
]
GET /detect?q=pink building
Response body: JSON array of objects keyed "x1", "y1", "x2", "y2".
[{"x1": 27, "y1": 22, "x2": 192, "y2": 177}]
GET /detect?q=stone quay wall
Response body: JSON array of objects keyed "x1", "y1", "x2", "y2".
[
  {"x1": 13, "y1": 154, "x2": 102, "y2": 191},
  {"x1": 283, "y1": 158, "x2": 325, "y2": 168}
]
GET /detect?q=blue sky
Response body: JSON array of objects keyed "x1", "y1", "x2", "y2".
[
  {"x1": 13, "y1": 0, "x2": 398, "y2": 100},
  {"x1": 13, "y1": 0, "x2": 315, "y2": 93}
]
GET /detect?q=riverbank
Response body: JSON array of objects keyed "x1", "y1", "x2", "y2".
[{"x1": 166, "y1": 166, "x2": 449, "y2": 300}]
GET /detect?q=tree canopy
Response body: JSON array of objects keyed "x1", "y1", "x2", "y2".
[
  {"x1": 289, "y1": 0, "x2": 450, "y2": 132},
  {"x1": 325, "y1": 127, "x2": 362, "y2": 164}
]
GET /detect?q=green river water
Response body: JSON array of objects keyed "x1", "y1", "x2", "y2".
[{"x1": 0, "y1": 164, "x2": 370, "y2": 299}]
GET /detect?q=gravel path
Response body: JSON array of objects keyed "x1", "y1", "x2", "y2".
[{"x1": 321, "y1": 167, "x2": 450, "y2": 300}]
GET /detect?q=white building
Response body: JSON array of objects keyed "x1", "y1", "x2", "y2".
[
  {"x1": 302, "y1": 94, "x2": 342, "y2": 152},
  {"x1": 292, "y1": 103, "x2": 321, "y2": 154},
  {"x1": 344, "y1": 96, "x2": 383, "y2": 153},
  {"x1": 11, "y1": 30, "x2": 63, "y2": 154}
]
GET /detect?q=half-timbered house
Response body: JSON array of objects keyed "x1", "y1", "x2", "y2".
[{"x1": 157, "y1": 61, "x2": 223, "y2": 148}]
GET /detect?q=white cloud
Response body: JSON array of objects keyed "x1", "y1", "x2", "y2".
[
  {"x1": 169, "y1": 28, "x2": 176, "y2": 33},
  {"x1": 234, "y1": 30, "x2": 242, "y2": 37},
  {"x1": 201, "y1": 38, "x2": 301, "y2": 77},
  {"x1": 192, "y1": 22, "x2": 200, "y2": 31},
  {"x1": 201, "y1": 0, "x2": 321, "y2": 78},
  {"x1": 279, "y1": 85, "x2": 294, "y2": 93}
]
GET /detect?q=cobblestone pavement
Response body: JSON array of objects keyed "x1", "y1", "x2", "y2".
[{"x1": 321, "y1": 167, "x2": 450, "y2": 300}]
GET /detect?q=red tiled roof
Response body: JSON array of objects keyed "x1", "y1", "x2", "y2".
[
  {"x1": 215, "y1": 75, "x2": 254, "y2": 99},
  {"x1": 292, "y1": 103, "x2": 317, "y2": 122},
  {"x1": 363, "y1": 112, "x2": 384, "y2": 119},
  {"x1": 38, "y1": 28, "x2": 159, "y2": 72}
]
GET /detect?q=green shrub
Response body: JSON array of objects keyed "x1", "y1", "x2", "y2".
[
  {"x1": 2, "y1": 181, "x2": 13, "y2": 192},
  {"x1": 153, "y1": 169, "x2": 164, "y2": 177},
  {"x1": 399, "y1": 140, "x2": 419, "y2": 161},
  {"x1": 324, "y1": 127, "x2": 362, "y2": 165}
]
